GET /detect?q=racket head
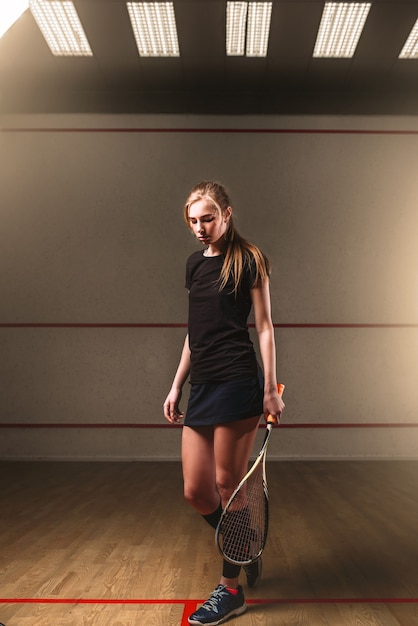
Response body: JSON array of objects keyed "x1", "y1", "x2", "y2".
[{"x1": 215, "y1": 455, "x2": 270, "y2": 566}]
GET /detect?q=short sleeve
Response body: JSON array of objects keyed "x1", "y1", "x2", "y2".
[{"x1": 185, "y1": 251, "x2": 200, "y2": 290}]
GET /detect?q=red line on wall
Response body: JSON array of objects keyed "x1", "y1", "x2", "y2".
[
  {"x1": 2, "y1": 127, "x2": 418, "y2": 135},
  {"x1": 274, "y1": 323, "x2": 418, "y2": 328},
  {"x1": 1, "y1": 323, "x2": 417, "y2": 329},
  {"x1": 0, "y1": 322, "x2": 189, "y2": 328}
]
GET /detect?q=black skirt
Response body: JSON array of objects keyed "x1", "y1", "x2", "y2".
[{"x1": 184, "y1": 372, "x2": 264, "y2": 427}]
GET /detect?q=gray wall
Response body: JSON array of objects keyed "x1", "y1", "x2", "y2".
[{"x1": 1, "y1": 114, "x2": 417, "y2": 460}]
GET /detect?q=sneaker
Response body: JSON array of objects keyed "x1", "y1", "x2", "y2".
[
  {"x1": 243, "y1": 557, "x2": 262, "y2": 588},
  {"x1": 188, "y1": 585, "x2": 247, "y2": 625}
]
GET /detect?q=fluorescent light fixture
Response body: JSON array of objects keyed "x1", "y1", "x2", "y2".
[
  {"x1": 29, "y1": 0, "x2": 92, "y2": 56},
  {"x1": 246, "y1": 2, "x2": 272, "y2": 57},
  {"x1": 226, "y1": 2, "x2": 247, "y2": 56},
  {"x1": 399, "y1": 19, "x2": 418, "y2": 59},
  {"x1": 227, "y1": 2, "x2": 272, "y2": 57},
  {"x1": 127, "y1": 2, "x2": 179, "y2": 57},
  {"x1": 313, "y1": 2, "x2": 371, "y2": 58},
  {"x1": 0, "y1": 1, "x2": 29, "y2": 39}
]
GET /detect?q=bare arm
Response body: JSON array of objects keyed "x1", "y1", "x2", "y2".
[
  {"x1": 251, "y1": 280, "x2": 285, "y2": 423},
  {"x1": 163, "y1": 334, "x2": 190, "y2": 423}
]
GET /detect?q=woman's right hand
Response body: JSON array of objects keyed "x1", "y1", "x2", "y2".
[{"x1": 163, "y1": 387, "x2": 184, "y2": 424}]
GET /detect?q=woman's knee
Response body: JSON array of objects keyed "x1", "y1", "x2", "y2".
[
  {"x1": 183, "y1": 483, "x2": 200, "y2": 507},
  {"x1": 183, "y1": 482, "x2": 218, "y2": 513},
  {"x1": 215, "y1": 472, "x2": 239, "y2": 506}
]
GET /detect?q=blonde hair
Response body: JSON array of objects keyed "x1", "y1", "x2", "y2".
[{"x1": 184, "y1": 181, "x2": 270, "y2": 294}]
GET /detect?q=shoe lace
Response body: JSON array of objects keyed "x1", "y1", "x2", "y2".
[{"x1": 202, "y1": 586, "x2": 228, "y2": 614}]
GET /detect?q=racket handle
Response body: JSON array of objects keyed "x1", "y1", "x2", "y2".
[{"x1": 266, "y1": 383, "x2": 285, "y2": 425}]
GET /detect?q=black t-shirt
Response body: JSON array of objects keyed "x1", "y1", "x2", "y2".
[{"x1": 185, "y1": 250, "x2": 259, "y2": 383}]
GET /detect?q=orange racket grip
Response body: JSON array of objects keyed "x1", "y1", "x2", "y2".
[{"x1": 266, "y1": 383, "x2": 285, "y2": 425}]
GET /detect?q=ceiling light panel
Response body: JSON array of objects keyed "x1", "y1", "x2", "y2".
[
  {"x1": 29, "y1": 0, "x2": 93, "y2": 56},
  {"x1": 227, "y1": 2, "x2": 272, "y2": 57},
  {"x1": 226, "y1": 2, "x2": 248, "y2": 56},
  {"x1": 127, "y1": 2, "x2": 179, "y2": 57},
  {"x1": 399, "y1": 19, "x2": 418, "y2": 59},
  {"x1": 313, "y1": 2, "x2": 371, "y2": 58},
  {"x1": 246, "y1": 2, "x2": 272, "y2": 57}
]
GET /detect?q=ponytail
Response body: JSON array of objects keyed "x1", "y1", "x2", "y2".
[{"x1": 220, "y1": 220, "x2": 270, "y2": 295}]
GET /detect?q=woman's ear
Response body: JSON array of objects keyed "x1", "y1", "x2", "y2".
[{"x1": 224, "y1": 206, "x2": 232, "y2": 223}]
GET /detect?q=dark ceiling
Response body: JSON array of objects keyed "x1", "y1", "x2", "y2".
[{"x1": 1, "y1": 0, "x2": 418, "y2": 116}]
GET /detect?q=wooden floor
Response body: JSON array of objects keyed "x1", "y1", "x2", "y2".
[{"x1": 1, "y1": 460, "x2": 418, "y2": 626}]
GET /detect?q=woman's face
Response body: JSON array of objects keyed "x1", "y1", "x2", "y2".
[{"x1": 188, "y1": 198, "x2": 230, "y2": 250}]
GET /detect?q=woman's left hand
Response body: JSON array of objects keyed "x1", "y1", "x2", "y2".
[{"x1": 263, "y1": 386, "x2": 285, "y2": 425}]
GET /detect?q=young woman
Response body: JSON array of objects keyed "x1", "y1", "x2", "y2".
[{"x1": 163, "y1": 181, "x2": 284, "y2": 625}]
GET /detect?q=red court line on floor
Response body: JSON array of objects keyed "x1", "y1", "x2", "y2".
[
  {"x1": 3, "y1": 128, "x2": 418, "y2": 135},
  {"x1": 2, "y1": 595, "x2": 417, "y2": 626},
  {"x1": 181, "y1": 600, "x2": 199, "y2": 626},
  {"x1": 1, "y1": 323, "x2": 417, "y2": 329}
]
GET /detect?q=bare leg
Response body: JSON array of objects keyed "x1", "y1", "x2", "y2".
[{"x1": 181, "y1": 424, "x2": 219, "y2": 515}]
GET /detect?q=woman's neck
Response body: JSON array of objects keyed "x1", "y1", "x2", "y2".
[
  {"x1": 204, "y1": 239, "x2": 227, "y2": 257},
  {"x1": 203, "y1": 247, "x2": 222, "y2": 257}
]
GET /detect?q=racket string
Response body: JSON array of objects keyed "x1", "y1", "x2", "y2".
[{"x1": 219, "y1": 462, "x2": 267, "y2": 564}]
